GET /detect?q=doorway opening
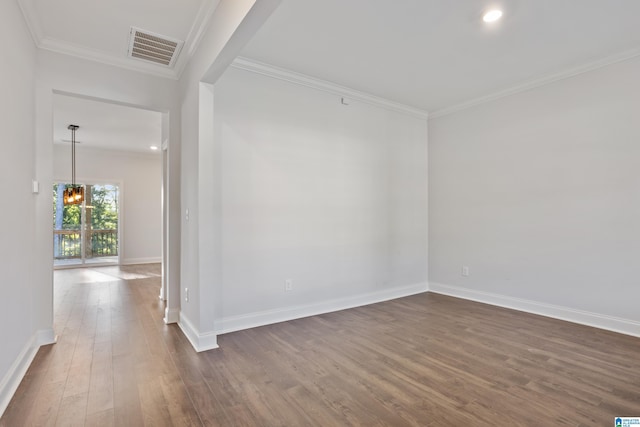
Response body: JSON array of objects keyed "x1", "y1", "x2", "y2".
[
  {"x1": 46, "y1": 90, "x2": 171, "y2": 341},
  {"x1": 53, "y1": 182, "x2": 120, "y2": 267}
]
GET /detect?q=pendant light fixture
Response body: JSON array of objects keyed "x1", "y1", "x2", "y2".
[{"x1": 63, "y1": 124, "x2": 84, "y2": 206}]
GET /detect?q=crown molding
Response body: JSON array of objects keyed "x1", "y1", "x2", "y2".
[
  {"x1": 40, "y1": 37, "x2": 179, "y2": 79},
  {"x1": 175, "y1": 0, "x2": 220, "y2": 79},
  {"x1": 232, "y1": 57, "x2": 429, "y2": 120},
  {"x1": 17, "y1": 0, "x2": 220, "y2": 81},
  {"x1": 430, "y1": 47, "x2": 640, "y2": 119},
  {"x1": 17, "y1": 0, "x2": 43, "y2": 44}
]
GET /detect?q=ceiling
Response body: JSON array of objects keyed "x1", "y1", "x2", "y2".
[
  {"x1": 18, "y1": 0, "x2": 219, "y2": 78},
  {"x1": 18, "y1": 1, "x2": 640, "y2": 114},
  {"x1": 53, "y1": 94, "x2": 162, "y2": 154},
  {"x1": 240, "y1": 0, "x2": 640, "y2": 113}
]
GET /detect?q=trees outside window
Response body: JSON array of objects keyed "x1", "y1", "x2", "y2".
[{"x1": 53, "y1": 183, "x2": 119, "y2": 262}]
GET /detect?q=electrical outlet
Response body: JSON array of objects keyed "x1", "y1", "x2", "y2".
[
  {"x1": 184, "y1": 287, "x2": 189, "y2": 302},
  {"x1": 284, "y1": 279, "x2": 293, "y2": 292},
  {"x1": 462, "y1": 266, "x2": 470, "y2": 277}
]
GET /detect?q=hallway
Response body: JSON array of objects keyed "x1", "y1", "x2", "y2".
[{"x1": 0, "y1": 264, "x2": 198, "y2": 426}]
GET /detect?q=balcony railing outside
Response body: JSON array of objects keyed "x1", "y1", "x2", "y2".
[{"x1": 53, "y1": 229, "x2": 118, "y2": 259}]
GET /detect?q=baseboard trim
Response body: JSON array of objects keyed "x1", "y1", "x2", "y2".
[
  {"x1": 178, "y1": 313, "x2": 219, "y2": 352},
  {"x1": 215, "y1": 282, "x2": 429, "y2": 335},
  {"x1": 428, "y1": 282, "x2": 640, "y2": 338},
  {"x1": 0, "y1": 328, "x2": 56, "y2": 417},
  {"x1": 164, "y1": 307, "x2": 179, "y2": 325},
  {"x1": 121, "y1": 257, "x2": 161, "y2": 266},
  {"x1": 36, "y1": 328, "x2": 57, "y2": 346}
]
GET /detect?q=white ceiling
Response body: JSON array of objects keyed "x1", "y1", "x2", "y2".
[
  {"x1": 53, "y1": 94, "x2": 162, "y2": 154},
  {"x1": 18, "y1": 1, "x2": 640, "y2": 114},
  {"x1": 18, "y1": 0, "x2": 219, "y2": 78},
  {"x1": 240, "y1": 0, "x2": 640, "y2": 113}
]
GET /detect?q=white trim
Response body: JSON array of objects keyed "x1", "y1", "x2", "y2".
[
  {"x1": 0, "y1": 339, "x2": 37, "y2": 417},
  {"x1": 51, "y1": 89, "x2": 169, "y2": 115},
  {"x1": 428, "y1": 282, "x2": 640, "y2": 338},
  {"x1": 231, "y1": 57, "x2": 429, "y2": 120},
  {"x1": 39, "y1": 37, "x2": 178, "y2": 80},
  {"x1": 430, "y1": 48, "x2": 640, "y2": 119},
  {"x1": 215, "y1": 282, "x2": 428, "y2": 335},
  {"x1": 0, "y1": 329, "x2": 55, "y2": 417},
  {"x1": 36, "y1": 328, "x2": 57, "y2": 346},
  {"x1": 175, "y1": 0, "x2": 219, "y2": 79},
  {"x1": 53, "y1": 262, "x2": 115, "y2": 270},
  {"x1": 164, "y1": 307, "x2": 180, "y2": 325},
  {"x1": 121, "y1": 257, "x2": 162, "y2": 266},
  {"x1": 16, "y1": 0, "x2": 43, "y2": 44},
  {"x1": 178, "y1": 313, "x2": 219, "y2": 352},
  {"x1": 17, "y1": 0, "x2": 217, "y2": 80}
]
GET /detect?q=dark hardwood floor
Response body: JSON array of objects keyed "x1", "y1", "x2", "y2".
[{"x1": 1, "y1": 264, "x2": 639, "y2": 426}]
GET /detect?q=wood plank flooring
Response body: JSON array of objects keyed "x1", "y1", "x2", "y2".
[{"x1": 1, "y1": 264, "x2": 639, "y2": 426}]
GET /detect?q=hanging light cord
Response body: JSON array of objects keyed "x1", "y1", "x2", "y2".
[
  {"x1": 68, "y1": 124, "x2": 79, "y2": 186},
  {"x1": 72, "y1": 126, "x2": 76, "y2": 185}
]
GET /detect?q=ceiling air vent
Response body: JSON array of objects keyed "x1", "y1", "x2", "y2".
[{"x1": 127, "y1": 27, "x2": 184, "y2": 67}]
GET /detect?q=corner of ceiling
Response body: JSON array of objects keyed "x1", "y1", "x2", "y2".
[
  {"x1": 429, "y1": 47, "x2": 640, "y2": 120},
  {"x1": 17, "y1": 0, "x2": 221, "y2": 81},
  {"x1": 174, "y1": 0, "x2": 221, "y2": 80},
  {"x1": 232, "y1": 57, "x2": 429, "y2": 120},
  {"x1": 40, "y1": 36, "x2": 180, "y2": 80},
  {"x1": 17, "y1": 0, "x2": 44, "y2": 46}
]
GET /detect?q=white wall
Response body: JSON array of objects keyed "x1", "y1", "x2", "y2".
[
  {"x1": 177, "y1": 0, "x2": 281, "y2": 347},
  {"x1": 0, "y1": 0, "x2": 42, "y2": 415},
  {"x1": 212, "y1": 68, "x2": 428, "y2": 330},
  {"x1": 429, "y1": 57, "x2": 640, "y2": 333},
  {"x1": 53, "y1": 146, "x2": 162, "y2": 264}
]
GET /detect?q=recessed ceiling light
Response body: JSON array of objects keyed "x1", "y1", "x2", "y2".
[
  {"x1": 483, "y1": 9, "x2": 503, "y2": 23},
  {"x1": 150, "y1": 145, "x2": 159, "y2": 151}
]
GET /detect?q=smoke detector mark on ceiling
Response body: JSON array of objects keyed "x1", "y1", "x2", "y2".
[{"x1": 127, "y1": 27, "x2": 184, "y2": 67}]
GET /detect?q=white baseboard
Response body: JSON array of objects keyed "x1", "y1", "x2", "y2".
[
  {"x1": 164, "y1": 307, "x2": 179, "y2": 325},
  {"x1": 36, "y1": 328, "x2": 57, "y2": 346},
  {"x1": 428, "y1": 282, "x2": 640, "y2": 338},
  {"x1": 0, "y1": 328, "x2": 55, "y2": 417},
  {"x1": 215, "y1": 282, "x2": 429, "y2": 335},
  {"x1": 178, "y1": 313, "x2": 219, "y2": 352},
  {"x1": 121, "y1": 257, "x2": 161, "y2": 266}
]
